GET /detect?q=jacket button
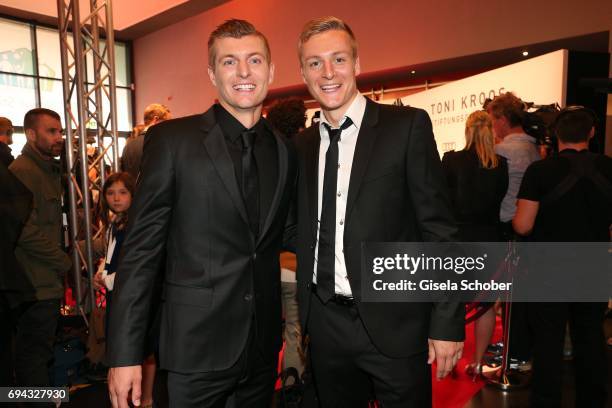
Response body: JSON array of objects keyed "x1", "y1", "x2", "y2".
[
  {"x1": 309, "y1": 245, "x2": 314, "y2": 250},
  {"x1": 306, "y1": 283, "x2": 311, "y2": 290},
  {"x1": 252, "y1": 253, "x2": 257, "y2": 260},
  {"x1": 244, "y1": 294, "x2": 253, "y2": 301}
]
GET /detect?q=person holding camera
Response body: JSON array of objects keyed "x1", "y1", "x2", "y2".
[
  {"x1": 487, "y1": 92, "x2": 540, "y2": 368},
  {"x1": 513, "y1": 106, "x2": 612, "y2": 407}
]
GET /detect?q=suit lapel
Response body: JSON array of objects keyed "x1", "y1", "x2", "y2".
[
  {"x1": 345, "y1": 99, "x2": 380, "y2": 220},
  {"x1": 200, "y1": 109, "x2": 250, "y2": 229},
  {"x1": 257, "y1": 128, "x2": 288, "y2": 246},
  {"x1": 304, "y1": 127, "x2": 321, "y2": 241}
]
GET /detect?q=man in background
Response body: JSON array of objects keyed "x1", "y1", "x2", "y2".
[
  {"x1": 487, "y1": 92, "x2": 540, "y2": 367},
  {"x1": 513, "y1": 106, "x2": 611, "y2": 407},
  {"x1": 488, "y1": 92, "x2": 540, "y2": 232},
  {"x1": 0, "y1": 116, "x2": 15, "y2": 166},
  {"x1": 120, "y1": 103, "x2": 171, "y2": 179},
  {"x1": 8, "y1": 108, "x2": 71, "y2": 387}
]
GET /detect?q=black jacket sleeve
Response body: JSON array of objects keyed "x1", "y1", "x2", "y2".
[{"x1": 107, "y1": 126, "x2": 174, "y2": 366}]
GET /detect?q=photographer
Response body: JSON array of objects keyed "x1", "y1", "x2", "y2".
[
  {"x1": 487, "y1": 92, "x2": 541, "y2": 232},
  {"x1": 487, "y1": 92, "x2": 540, "y2": 367},
  {"x1": 513, "y1": 106, "x2": 612, "y2": 407}
]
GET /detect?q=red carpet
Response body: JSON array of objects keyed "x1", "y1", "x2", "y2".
[
  {"x1": 431, "y1": 316, "x2": 503, "y2": 408},
  {"x1": 67, "y1": 287, "x2": 504, "y2": 406},
  {"x1": 275, "y1": 316, "x2": 504, "y2": 407},
  {"x1": 66, "y1": 289, "x2": 502, "y2": 408}
]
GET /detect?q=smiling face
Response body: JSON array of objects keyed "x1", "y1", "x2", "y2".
[
  {"x1": 300, "y1": 29, "x2": 360, "y2": 122},
  {"x1": 104, "y1": 180, "x2": 132, "y2": 214},
  {"x1": 207, "y1": 35, "x2": 274, "y2": 118}
]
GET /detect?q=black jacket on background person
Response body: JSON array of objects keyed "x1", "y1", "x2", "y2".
[
  {"x1": 0, "y1": 162, "x2": 34, "y2": 305},
  {"x1": 120, "y1": 132, "x2": 145, "y2": 181},
  {"x1": 441, "y1": 148, "x2": 508, "y2": 241},
  {"x1": 0, "y1": 142, "x2": 14, "y2": 167},
  {"x1": 107, "y1": 106, "x2": 297, "y2": 372}
]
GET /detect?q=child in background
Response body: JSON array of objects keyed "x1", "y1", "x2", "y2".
[
  {"x1": 93, "y1": 172, "x2": 134, "y2": 293},
  {"x1": 93, "y1": 172, "x2": 155, "y2": 408}
]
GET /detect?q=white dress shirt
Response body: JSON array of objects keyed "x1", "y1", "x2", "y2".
[{"x1": 313, "y1": 94, "x2": 367, "y2": 296}]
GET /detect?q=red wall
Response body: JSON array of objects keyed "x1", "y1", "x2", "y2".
[
  {"x1": 132, "y1": 0, "x2": 612, "y2": 118},
  {"x1": 0, "y1": 0, "x2": 190, "y2": 30}
]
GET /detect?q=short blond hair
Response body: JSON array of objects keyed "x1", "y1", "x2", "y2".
[
  {"x1": 143, "y1": 103, "x2": 170, "y2": 125},
  {"x1": 298, "y1": 16, "x2": 358, "y2": 60}
]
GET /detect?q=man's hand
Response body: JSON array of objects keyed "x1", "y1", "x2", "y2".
[
  {"x1": 108, "y1": 365, "x2": 142, "y2": 407},
  {"x1": 427, "y1": 339, "x2": 464, "y2": 380}
]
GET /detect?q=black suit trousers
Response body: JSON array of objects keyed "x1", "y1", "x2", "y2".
[
  {"x1": 308, "y1": 294, "x2": 432, "y2": 408},
  {"x1": 166, "y1": 321, "x2": 278, "y2": 408}
]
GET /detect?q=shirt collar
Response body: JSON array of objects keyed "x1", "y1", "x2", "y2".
[
  {"x1": 319, "y1": 93, "x2": 366, "y2": 139},
  {"x1": 214, "y1": 103, "x2": 269, "y2": 144}
]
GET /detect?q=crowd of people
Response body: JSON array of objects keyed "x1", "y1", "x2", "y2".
[
  {"x1": 443, "y1": 92, "x2": 612, "y2": 407},
  {"x1": 0, "y1": 15, "x2": 611, "y2": 408}
]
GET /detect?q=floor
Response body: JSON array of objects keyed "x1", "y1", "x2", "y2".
[
  {"x1": 58, "y1": 314, "x2": 612, "y2": 407},
  {"x1": 62, "y1": 349, "x2": 612, "y2": 408}
]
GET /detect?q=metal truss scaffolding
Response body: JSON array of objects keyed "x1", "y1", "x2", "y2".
[{"x1": 57, "y1": 0, "x2": 120, "y2": 318}]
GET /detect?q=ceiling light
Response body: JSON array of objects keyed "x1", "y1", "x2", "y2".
[{"x1": 522, "y1": 51, "x2": 529, "y2": 57}]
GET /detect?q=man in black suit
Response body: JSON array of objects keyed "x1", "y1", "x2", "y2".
[
  {"x1": 293, "y1": 17, "x2": 464, "y2": 407},
  {"x1": 107, "y1": 19, "x2": 296, "y2": 408}
]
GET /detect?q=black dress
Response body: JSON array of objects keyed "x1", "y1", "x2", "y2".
[{"x1": 441, "y1": 148, "x2": 508, "y2": 242}]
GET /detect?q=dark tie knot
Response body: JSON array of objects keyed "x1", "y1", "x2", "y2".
[
  {"x1": 241, "y1": 130, "x2": 257, "y2": 150},
  {"x1": 323, "y1": 117, "x2": 353, "y2": 143}
]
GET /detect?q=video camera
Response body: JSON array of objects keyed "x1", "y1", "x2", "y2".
[{"x1": 521, "y1": 102, "x2": 560, "y2": 149}]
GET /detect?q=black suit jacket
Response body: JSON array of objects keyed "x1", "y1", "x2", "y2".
[
  {"x1": 107, "y1": 106, "x2": 297, "y2": 372},
  {"x1": 294, "y1": 99, "x2": 464, "y2": 358}
]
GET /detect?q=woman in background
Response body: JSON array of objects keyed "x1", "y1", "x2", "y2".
[{"x1": 442, "y1": 110, "x2": 509, "y2": 377}]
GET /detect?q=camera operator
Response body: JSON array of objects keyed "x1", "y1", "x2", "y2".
[
  {"x1": 487, "y1": 92, "x2": 540, "y2": 368},
  {"x1": 513, "y1": 106, "x2": 612, "y2": 407},
  {"x1": 488, "y1": 92, "x2": 541, "y2": 232}
]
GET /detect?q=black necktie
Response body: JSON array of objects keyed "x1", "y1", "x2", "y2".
[
  {"x1": 316, "y1": 118, "x2": 353, "y2": 302},
  {"x1": 241, "y1": 130, "x2": 259, "y2": 237}
]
